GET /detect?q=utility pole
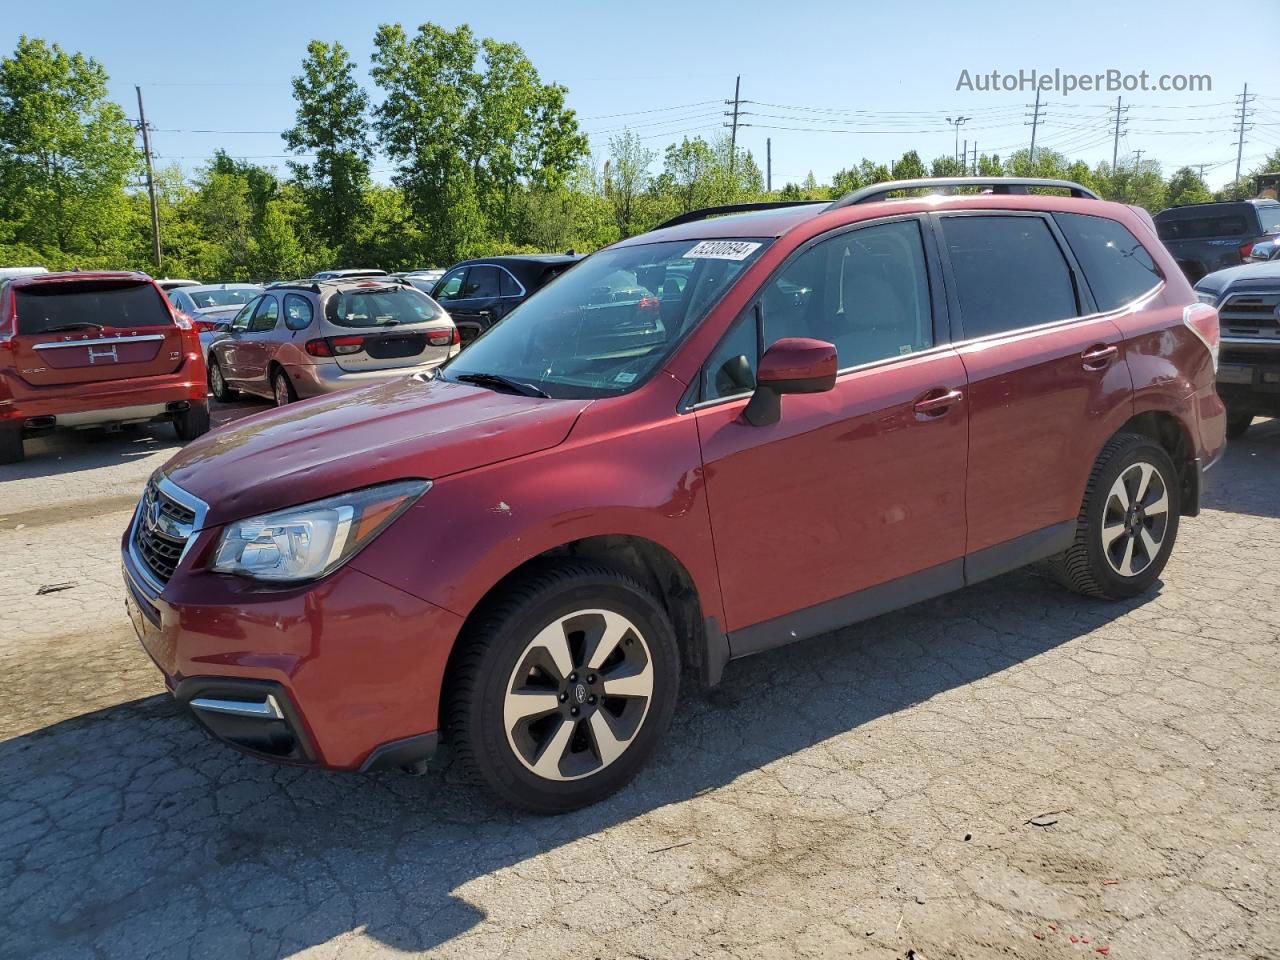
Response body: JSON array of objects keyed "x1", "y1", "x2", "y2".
[
  {"x1": 1195, "y1": 163, "x2": 1209, "y2": 182},
  {"x1": 1109, "y1": 96, "x2": 1128, "y2": 171},
  {"x1": 726, "y1": 75, "x2": 742, "y2": 176},
  {"x1": 1233, "y1": 82, "x2": 1255, "y2": 189},
  {"x1": 962, "y1": 139, "x2": 967, "y2": 174},
  {"x1": 1132, "y1": 148, "x2": 1146, "y2": 170},
  {"x1": 946, "y1": 116, "x2": 969, "y2": 166},
  {"x1": 135, "y1": 86, "x2": 161, "y2": 271},
  {"x1": 1026, "y1": 87, "x2": 1044, "y2": 165},
  {"x1": 766, "y1": 137, "x2": 772, "y2": 193},
  {"x1": 971, "y1": 142, "x2": 978, "y2": 175}
]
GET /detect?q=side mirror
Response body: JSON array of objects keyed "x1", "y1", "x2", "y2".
[{"x1": 743, "y1": 337, "x2": 837, "y2": 427}]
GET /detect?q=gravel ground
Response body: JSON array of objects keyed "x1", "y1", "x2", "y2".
[{"x1": 0, "y1": 405, "x2": 1276, "y2": 960}]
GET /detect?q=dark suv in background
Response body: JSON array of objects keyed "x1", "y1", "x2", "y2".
[
  {"x1": 431, "y1": 254, "x2": 582, "y2": 344},
  {"x1": 1154, "y1": 198, "x2": 1280, "y2": 282},
  {"x1": 1195, "y1": 257, "x2": 1280, "y2": 437}
]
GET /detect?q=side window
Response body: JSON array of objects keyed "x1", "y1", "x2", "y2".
[
  {"x1": 762, "y1": 219, "x2": 934, "y2": 367},
  {"x1": 249, "y1": 296, "x2": 279, "y2": 332},
  {"x1": 1054, "y1": 213, "x2": 1162, "y2": 312},
  {"x1": 230, "y1": 298, "x2": 259, "y2": 331},
  {"x1": 940, "y1": 215, "x2": 1078, "y2": 337},
  {"x1": 466, "y1": 265, "x2": 501, "y2": 300},
  {"x1": 701, "y1": 311, "x2": 758, "y2": 402},
  {"x1": 283, "y1": 293, "x2": 313, "y2": 331},
  {"x1": 433, "y1": 268, "x2": 467, "y2": 302},
  {"x1": 499, "y1": 269, "x2": 521, "y2": 297}
]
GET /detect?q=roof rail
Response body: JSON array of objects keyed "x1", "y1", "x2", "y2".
[
  {"x1": 829, "y1": 177, "x2": 1100, "y2": 209},
  {"x1": 655, "y1": 200, "x2": 827, "y2": 231}
]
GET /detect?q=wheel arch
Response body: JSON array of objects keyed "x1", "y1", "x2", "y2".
[
  {"x1": 439, "y1": 532, "x2": 724, "y2": 735},
  {"x1": 1108, "y1": 410, "x2": 1198, "y2": 516}
]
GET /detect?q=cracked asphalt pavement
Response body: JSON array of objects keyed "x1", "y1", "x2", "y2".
[{"x1": 1, "y1": 405, "x2": 1277, "y2": 960}]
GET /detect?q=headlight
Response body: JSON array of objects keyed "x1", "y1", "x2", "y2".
[
  {"x1": 1196, "y1": 290, "x2": 1219, "y2": 306},
  {"x1": 212, "y1": 480, "x2": 429, "y2": 582}
]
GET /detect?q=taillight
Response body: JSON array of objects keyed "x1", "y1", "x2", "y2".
[
  {"x1": 426, "y1": 327, "x2": 457, "y2": 347},
  {"x1": 305, "y1": 336, "x2": 364, "y2": 357},
  {"x1": 1183, "y1": 302, "x2": 1219, "y2": 372},
  {"x1": 193, "y1": 319, "x2": 219, "y2": 333},
  {"x1": 173, "y1": 311, "x2": 193, "y2": 331},
  {"x1": 1240, "y1": 240, "x2": 1256, "y2": 260}
]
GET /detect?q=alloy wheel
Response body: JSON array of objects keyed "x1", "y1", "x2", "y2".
[
  {"x1": 1101, "y1": 460, "x2": 1169, "y2": 578},
  {"x1": 503, "y1": 608, "x2": 654, "y2": 782},
  {"x1": 210, "y1": 362, "x2": 224, "y2": 396},
  {"x1": 273, "y1": 373, "x2": 291, "y2": 406}
]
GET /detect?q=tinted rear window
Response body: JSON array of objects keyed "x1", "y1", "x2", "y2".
[
  {"x1": 14, "y1": 281, "x2": 172, "y2": 335},
  {"x1": 940, "y1": 215, "x2": 1079, "y2": 338},
  {"x1": 324, "y1": 287, "x2": 445, "y2": 328},
  {"x1": 1054, "y1": 213, "x2": 1162, "y2": 312},
  {"x1": 1155, "y1": 210, "x2": 1250, "y2": 241}
]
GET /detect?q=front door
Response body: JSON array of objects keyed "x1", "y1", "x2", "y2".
[
  {"x1": 437, "y1": 264, "x2": 502, "y2": 344},
  {"x1": 933, "y1": 212, "x2": 1133, "y2": 569},
  {"x1": 237, "y1": 294, "x2": 281, "y2": 387},
  {"x1": 694, "y1": 217, "x2": 969, "y2": 651}
]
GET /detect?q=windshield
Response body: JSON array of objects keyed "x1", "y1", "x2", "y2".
[
  {"x1": 324, "y1": 286, "x2": 446, "y2": 328},
  {"x1": 190, "y1": 288, "x2": 259, "y2": 308},
  {"x1": 443, "y1": 238, "x2": 769, "y2": 398}
]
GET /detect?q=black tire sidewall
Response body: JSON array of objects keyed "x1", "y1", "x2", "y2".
[
  {"x1": 1082, "y1": 439, "x2": 1180, "y2": 598},
  {"x1": 464, "y1": 573, "x2": 680, "y2": 813}
]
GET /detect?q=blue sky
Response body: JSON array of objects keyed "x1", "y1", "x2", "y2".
[{"x1": 11, "y1": 0, "x2": 1280, "y2": 190}]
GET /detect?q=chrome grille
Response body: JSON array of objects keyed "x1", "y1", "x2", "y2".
[
  {"x1": 133, "y1": 481, "x2": 197, "y2": 585},
  {"x1": 1219, "y1": 291, "x2": 1280, "y2": 336}
]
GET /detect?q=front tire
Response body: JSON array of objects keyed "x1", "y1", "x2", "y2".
[
  {"x1": 446, "y1": 561, "x2": 680, "y2": 813},
  {"x1": 1050, "y1": 433, "x2": 1180, "y2": 600},
  {"x1": 272, "y1": 368, "x2": 297, "y2": 406},
  {"x1": 1226, "y1": 411, "x2": 1253, "y2": 440}
]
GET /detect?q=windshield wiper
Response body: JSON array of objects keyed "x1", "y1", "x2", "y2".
[
  {"x1": 42, "y1": 322, "x2": 106, "y2": 333},
  {"x1": 455, "y1": 372, "x2": 550, "y2": 398}
]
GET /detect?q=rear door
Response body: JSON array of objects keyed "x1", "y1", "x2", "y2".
[
  {"x1": 9, "y1": 277, "x2": 184, "y2": 387},
  {"x1": 438, "y1": 264, "x2": 502, "y2": 344},
  {"x1": 934, "y1": 212, "x2": 1133, "y2": 573}
]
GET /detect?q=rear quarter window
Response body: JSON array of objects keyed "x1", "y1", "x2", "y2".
[
  {"x1": 14, "y1": 281, "x2": 173, "y2": 334},
  {"x1": 1053, "y1": 213, "x2": 1163, "y2": 312}
]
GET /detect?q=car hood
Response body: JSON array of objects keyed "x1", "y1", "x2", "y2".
[
  {"x1": 163, "y1": 376, "x2": 592, "y2": 527},
  {"x1": 1198, "y1": 260, "x2": 1280, "y2": 293},
  {"x1": 194, "y1": 305, "x2": 243, "y2": 320}
]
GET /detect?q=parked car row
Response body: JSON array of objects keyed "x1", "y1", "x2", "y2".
[
  {"x1": 117, "y1": 176, "x2": 1226, "y2": 812},
  {"x1": 1154, "y1": 196, "x2": 1280, "y2": 283}
]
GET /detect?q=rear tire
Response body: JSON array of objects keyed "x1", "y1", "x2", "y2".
[
  {"x1": 1226, "y1": 411, "x2": 1253, "y2": 440},
  {"x1": 208, "y1": 357, "x2": 237, "y2": 402},
  {"x1": 272, "y1": 368, "x2": 297, "y2": 407},
  {"x1": 1050, "y1": 433, "x2": 1180, "y2": 600},
  {"x1": 445, "y1": 560, "x2": 681, "y2": 813},
  {"x1": 173, "y1": 402, "x2": 211, "y2": 442},
  {"x1": 0, "y1": 426, "x2": 23, "y2": 465}
]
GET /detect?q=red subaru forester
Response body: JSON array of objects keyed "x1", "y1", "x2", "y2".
[
  {"x1": 1, "y1": 271, "x2": 209, "y2": 463},
  {"x1": 123, "y1": 178, "x2": 1225, "y2": 812}
]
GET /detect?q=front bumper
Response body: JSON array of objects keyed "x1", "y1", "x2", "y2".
[
  {"x1": 122, "y1": 528, "x2": 463, "y2": 771},
  {"x1": 1218, "y1": 339, "x2": 1280, "y2": 416}
]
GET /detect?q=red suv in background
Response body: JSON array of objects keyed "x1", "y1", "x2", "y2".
[
  {"x1": 1, "y1": 272, "x2": 209, "y2": 463},
  {"x1": 122, "y1": 178, "x2": 1225, "y2": 812}
]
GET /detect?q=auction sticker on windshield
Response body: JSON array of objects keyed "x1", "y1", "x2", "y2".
[{"x1": 684, "y1": 240, "x2": 762, "y2": 261}]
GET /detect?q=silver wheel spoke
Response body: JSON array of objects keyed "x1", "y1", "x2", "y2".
[
  {"x1": 1109, "y1": 477, "x2": 1130, "y2": 510},
  {"x1": 531, "y1": 718, "x2": 575, "y2": 779},
  {"x1": 1145, "y1": 490, "x2": 1168, "y2": 517},
  {"x1": 1101, "y1": 523, "x2": 1128, "y2": 548},
  {"x1": 503, "y1": 691, "x2": 561, "y2": 727},
  {"x1": 602, "y1": 662, "x2": 653, "y2": 698},
  {"x1": 586, "y1": 610, "x2": 633, "y2": 670},
  {"x1": 1118, "y1": 536, "x2": 1137, "y2": 577},
  {"x1": 529, "y1": 620, "x2": 575, "y2": 682},
  {"x1": 1134, "y1": 463, "x2": 1155, "y2": 502},
  {"x1": 1140, "y1": 528, "x2": 1160, "y2": 562},
  {"x1": 588, "y1": 712, "x2": 629, "y2": 766}
]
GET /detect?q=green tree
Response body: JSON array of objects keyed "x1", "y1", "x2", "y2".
[
  {"x1": 891, "y1": 150, "x2": 927, "y2": 181},
  {"x1": 1165, "y1": 166, "x2": 1212, "y2": 207},
  {"x1": 0, "y1": 36, "x2": 138, "y2": 265},
  {"x1": 283, "y1": 40, "x2": 372, "y2": 259},
  {"x1": 370, "y1": 21, "x2": 588, "y2": 263},
  {"x1": 605, "y1": 130, "x2": 655, "y2": 238}
]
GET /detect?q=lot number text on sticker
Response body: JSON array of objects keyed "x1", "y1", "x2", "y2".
[{"x1": 684, "y1": 240, "x2": 762, "y2": 261}]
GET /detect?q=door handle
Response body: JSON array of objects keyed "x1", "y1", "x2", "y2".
[
  {"x1": 913, "y1": 388, "x2": 963, "y2": 418},
  {"x1": 1081, "y1": 343, "x2": 1118, "y2": 370}
]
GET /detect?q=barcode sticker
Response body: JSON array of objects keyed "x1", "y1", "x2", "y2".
[{"x1": 683, "y1": 240, "x2": 762, "y2": 261}]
